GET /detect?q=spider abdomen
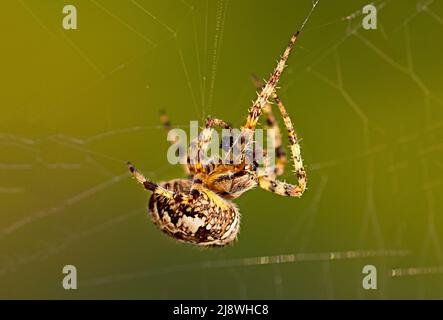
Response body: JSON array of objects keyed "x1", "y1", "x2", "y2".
[{"x1": 148, "y1": 179, "x2": 240, "y2": 247}]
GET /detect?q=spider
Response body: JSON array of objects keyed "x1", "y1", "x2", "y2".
[{"x1": 128, "y1": 30, "x2": 307, "y2": 247}]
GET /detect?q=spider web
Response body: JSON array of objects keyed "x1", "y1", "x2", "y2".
[{"x1": 1, "y1": 0, "x2": 443, "y2": 299}]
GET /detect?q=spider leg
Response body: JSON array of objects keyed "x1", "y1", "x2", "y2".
[
  {"x1": 128, "y1": 162, "x2": 160, "y2": 191},
  {"x1": 251, "y1": 74, "x2": 287, "y2": 177},
  {"x1": 128, "y1": 161, "x2": 193, "y2": 200},
  {"x1": 257, "y1": 88, "x2": 307, "y2": 197},
  {"x1": 244, "y1": 31, "x2": 300, "y2": 131},
  {"x1": 188, "y1": 116, "x2": 232, "y2": 174},
  {"x1": 159, "y1": 110, "x2": 191, "y2": 176}
]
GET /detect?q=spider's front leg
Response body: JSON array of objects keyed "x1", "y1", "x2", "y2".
[
  {"x1": 251, "y1": 74, "x2": 287, "y2": 177},
  {"x1": 128, "y1": 162, "x2": 240, "y2": 246},
  {"x1": 240, "y1": 31, "x2": 300, "y2": 167},
  {"x1": 256, "y1": 88, "x2": 307, "y2": 197},
  {"x1": 244, "y1": 31, "x2": 307, "y2": 197},
  {"x1": 244, "y1": 31, "x2": 300, "y2": 131}
]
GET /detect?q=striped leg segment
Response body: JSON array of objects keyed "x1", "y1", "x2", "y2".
[
  {"x1": 246, "y1": 32, "x2": 306, "y2": 197},
  {"x1": 273, "y1": 92, "x2": 305, "y2": 181},
  {"x1": 128, "y1": 162, "x2": 159, "y2": 192},
  {"x1": 244, "y1": 31, "x2": 300, "y2": 131},
  {"x1": 257, "y1": 88, "x2": 307, "y2": 197},
  {"x1": 128, "y1": 161, "x2": 192, "y2": 200},
  {"x1": 251, "y1": 74, "x2": 287, "y2": 177}
]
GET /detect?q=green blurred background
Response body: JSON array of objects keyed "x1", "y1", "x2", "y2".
[{"x1": 1, "y1": 0, "x2": 443, "y2": 299}]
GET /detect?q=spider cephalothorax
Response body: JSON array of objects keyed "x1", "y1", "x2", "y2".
[{"x1": 128, "y1": 31, "x2": 307, "y2": 247}]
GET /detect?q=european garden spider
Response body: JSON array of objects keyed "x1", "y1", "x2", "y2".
[{"x1": 128, "y1": 31, "x2": 307, "y2": 247}]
